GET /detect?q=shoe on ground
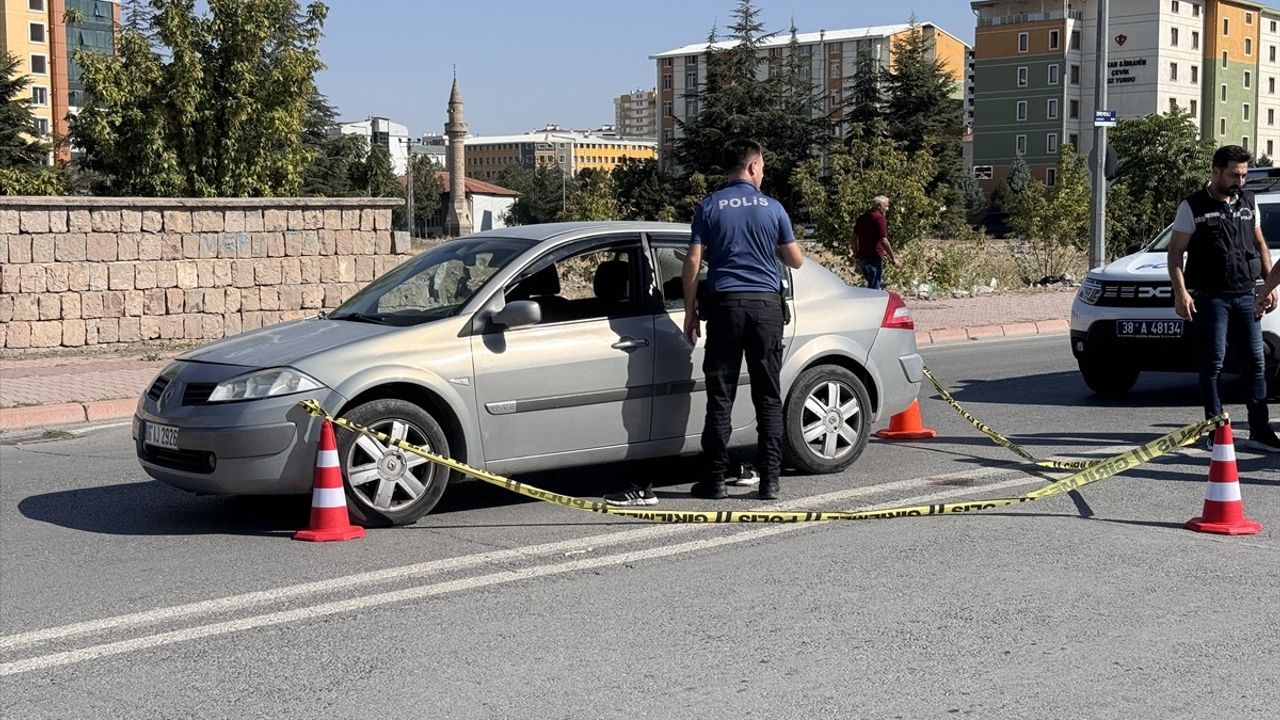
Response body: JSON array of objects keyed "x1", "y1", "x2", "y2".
[
  {"x1": 1203, "y1": 434, "x2": 1214, "y2": 453},
  {"x1": 727, "y1": 464, "x2": 760, "y2": 487},
  {"x1": 690, "y1": 481, "x2": 728, "y2": 500},
  {"x1": 603, "y1": 488, "x2": 658, "y2": 506},
  {"x1": 759, "y1": 481, "x2": 780, "y2": 501},
  {"x1": 1246, "y1": 431, "x2": 1280, "y2": 453}
]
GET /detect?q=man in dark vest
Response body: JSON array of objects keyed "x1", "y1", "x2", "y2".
[{"x1": 1169, "y1": 144, "x2": 1280, "y2": 451}]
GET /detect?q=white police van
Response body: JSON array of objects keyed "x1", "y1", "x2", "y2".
[{"x1": 1070, "y1": 167, "x2": 1280, "y2": 396}]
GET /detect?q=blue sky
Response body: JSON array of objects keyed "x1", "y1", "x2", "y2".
[{"x1": 316, "y1": 1, "x2": 979, "y2": 137}]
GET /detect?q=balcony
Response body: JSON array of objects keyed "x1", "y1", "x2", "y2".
[{"x1": 977, "y1": 10, "x2": 1084, "y2": 27}]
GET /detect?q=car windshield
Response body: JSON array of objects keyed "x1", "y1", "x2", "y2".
[
  {"x1": 329, "y1": 236, "x2": 535, "y2": 325},
  {"x1": 1144, "y1": 201, "x2": 1280, "y2": 252}
]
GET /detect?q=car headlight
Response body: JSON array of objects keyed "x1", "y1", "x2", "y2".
[
  {"x1": 207, "y1": 368, "x2": 324, "y2": 402},
  {"x1": 1077, "y1": 277, "x2": 1104, "y2": 305}
]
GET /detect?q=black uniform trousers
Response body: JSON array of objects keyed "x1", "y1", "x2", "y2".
[{"x1": 700, "y1": 292, "x2": 785, "y2": 484}]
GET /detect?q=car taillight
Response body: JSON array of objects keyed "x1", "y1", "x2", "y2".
[{"x1": 881, "y1": 291, "x2": 914, "y2": 330}]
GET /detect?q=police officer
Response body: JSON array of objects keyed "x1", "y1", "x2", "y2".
[
  {"x1": 1169, "y1": 144, "x2": 1280, "y2": 451},
  {"x1": 683, "y1": 139, "x2": 805, "y2": 500}
]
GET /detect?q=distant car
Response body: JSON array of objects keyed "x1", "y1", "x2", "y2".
[
  {"x1": 1071, "y1": 168, "x2": 1280, "y2": 395},
  {"x1": 134, "y1": 222, "x2": 923, "y2": 525}
]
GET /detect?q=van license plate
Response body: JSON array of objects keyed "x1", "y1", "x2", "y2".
[
  {"x1": 1116, "y1": 320, "x2": 1183, "y2": 338},
  {"x1": 145, "y1": 422, "x2": 179, "y2": 450}
]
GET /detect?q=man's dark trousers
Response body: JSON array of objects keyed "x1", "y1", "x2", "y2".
[
  {"x1": 859, "y1": 258, "x2": 884, "y2": 290},
  {"x1": 700, "y1": 294, "x2": 785, "y2": 485},
  {"x1": 1192, "y1": 290, "x2": 1270, "y2": 432}
]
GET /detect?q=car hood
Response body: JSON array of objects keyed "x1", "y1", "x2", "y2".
[
  {"x1": 178, "y1": 318, "x2": 401, "y2": 368},
  {"x1": 1090, "y1": 251, "x2": 1171, "y2": 280}
]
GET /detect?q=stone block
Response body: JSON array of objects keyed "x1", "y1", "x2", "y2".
[
  {"x1": 301, "y1": 285, "x2": 325, "y2": 309},
  {"x1": 103, "y1": 291, "x2": 125, "y2": 318},
  {"x1": 46, "y1": 265, "x2": 69, "y2": 292},
  {"x1": 0, "y1": 235, "x2": 6, "y2": 264},
  {"x1": 335, "y1": 229, "x2": 356, "y2": 255},
  {"x1": 161, "y1": 233, "x2": 183, "y2": 260},
  {"x1": 224, "y1": 287, "x2": 241, "y2": 313},
  {"x1": 13, "y1": 294, "x2": 38, "y2": 320},
  {"x1": 139, "y1": 236, "x2": 162, "y2": 261},
  {"x1": 287, "y1": 209, "x2": 304, "y2": 229},
  {"x1": 142, "y1": 210, "x2": 164, "y2": 233},
  {"x1": 204, "y1": 288, "x2": 226, "y2": 314},
  {"x1": 81, "y1": 292, "x2": 103, "y2": 319},
  {"x1": 159, "y1": 316, "x2": 184, "y2": 339},
  {"x1": 355, "y1": 231, "x2": 376, "y2": 255},
  {"x1": 251, "y1": 234, "x2": 267, "y2": 258},
  {"x1": 244, "y1": 210, "x2": 264, "y2": 232},
  {"x1": 124, "y1": 290, "x2": 142, "y2": 318},
  {"x1": 200, "y1": 233, "x2": 221, "y2": 259},
  {"x1": 263, "y1": 209, "x2": 287, "y2": 231},
  {"x1": 60, "y1": 293, "x2": 82, "y2": 319},
  {"x1": 88, "y1": 265, "x2": 108, "y2": 291},
  {"x1": 87, "y1": 233, "x2": 118, "y2": 261},
  {"x1": 1, "y1": 265, "x2": 19, "y2": 293},
  {"x1": 55, "y1": 233, "x2": 87, "y2": 261},
  {"x1": 21, "y1": 210, "x2": 50, "y2": 234},
  {"x1": 375, "y1": 232, "x2": 392, "y2": 255},
  {"x1": 19, "y1": 266, "x2": 46, "y2": 293},
  {"x1": 392, "y1": 231, "x2": 411, "y2": 254},
  {"x1": 67, "y1": 265, "x2": 90, "y2": 291},
  {"x1": 117, "y1": 234, "x2": 139, "y2": 261},
  {"x1": 303, "y1": 209, "x2": 323, "y2": 230},
  {"x1": 62, "y1": 319, "x2": 86, "y2": 347},
  {"x1": 0, "y1": 294, "x2": 12, "y2": 323},
  {"x1": 31, "y1": 321, "x2": 63, "y2": 348},
  {"x1": 242, "y1": 312, "x2": 263, "y2": 331},
  {"x1": 337, "y1": 257, "x2": 355, "y2": 283},
  {"x1": 196, "y1": 259, "x2": 218, "y2": 287},
  {"x1": 140, "y1": 316, "x2": 161, "y2": 340},
  {"x1": 166, "y1": 289, "x2": 184, "y2": 314},
  {"x1": 135, "y1": 263, "x2": 157, "y2": 289},
  {"x1": 68, "y1": 209, "x2": 91, "y2": 232},
  {"x1": 279, "y1": 285, "x2": 303, "y2": 310},
  {"x1": 108, "y1": 263, "x2": 135, "y2": 291},
  {"x1": 360, "y1": 209, "x2": 375, "y2": 231},
  {"x1": 176, "y1": 261, "x2": 199, "y2": 289},
  {"x1": 259, "y1": 287, "x2": 280, "y2": 310},
  {"x1": 240, "y1": 287, "x2": 260, "y2": 311},
  {"x1": 324, "y1": 285, "x2": 347, "y2": 308},
  {"x1": 276, "y1": 257, "x2": 299, "y2": 285},
  {"x1": 324, "y1": 209, "x2": 342, "y2": 229},
  {"x1": 319, "y1": 229, "x2": 336, "y2": 255},
  {"x1": 355, "y1": 256, "x2": 376, "y2": 282},
  {"x1": 95, "y1": 317, "x2": 120, "y2": 344},
  {"x1": 224, "y1": 210, "x2": 246, "y2": 232},
  {"x1": 232, "y1": 260, "x2": 255, "y2": 288},
  {"x1": 284, "y1": 231, "x2": 303, "y2": 256},
  {"x1": 90, "y1": 209, "x2": 122, "y2": 232},
  {"x1": 213, "y1": 259, "x2": 232, "y2": 287},
  {"x1": 9, "y1": 235, "x2": 32, "y2": 263},
  {"x1": 301, "y1": 230, "x2": 320, "y2": 256},
  {"x1": 374, "y1": 209, "x2": 391, "y2": 231},
  {"x1": 48, "y1": 210, "x2": 68, "y2": 233},
  {"x1": 201, "y1": 314, "x2": 225, "y2": 338},
  {"x1": 164, "y1": 210, "x2": 192, "y2": 233},
  {"x1": 31, "y1": 236, "x2": 55, "y2": 263},
  {"x1": 0, "y1": 209, "x2": 19, "y2": 234},
  {"x1": 120, "y1": 209, "x2": 143, "y2": 232},
  {"x1": 119, "y1": 317, "x2": 142, "y2": 343},
  {"x1": 341, "y1": 209, "x2": 360, "y2": 229},
  {"x1": 255, "y1": 259, "x2": 283, "y2": 285},
  {"x1": 318, "y1": 257, "x2": 340, "y2": 284},
  {"x1": 299, "y1": 256, "x2": 321, "y2": 282},
  {"x1": 182, "y1": 233, "x2": 200, "y2": 259},
  {"x1": 235, "y1": 233, "x2": 251, "y2": 258},
  {"x1": 6, "y1": 321, "x2": 31, "y2": 348},
  {"x1": 219, "y1": 233, "x2": 238, "y2": 258},
  {"x1": 143, "y1": 289, "x2": 166, "y2": 315},
  {"x1": 184, "y1": 289, "x2": 204, "y2": 313},
  {"x1": 184, "y1": 314, "x2": 204, "y2": 339},
  {"x1": 193, "y1": 210, "x2": 224, "y2": 233},
  {"x1": 38, "y1": 293, "x2": 61, "y2": 320},
  {"x1": 224, "y1": 312, "x2": 242, "y2": 337},
  {"x1": 267, "y1": 232, "x2": 285, "y2": 257},
  {"x1": 156, "y1": 262, "x2": 177, "y2": 288}
]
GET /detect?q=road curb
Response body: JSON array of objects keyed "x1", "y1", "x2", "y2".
[
  {"x1": 915, "y1": 321, "x2": 1069, "y2": 346},
  {"x1": 0, "y1": 399, "x2": 136, "y2": 430}
]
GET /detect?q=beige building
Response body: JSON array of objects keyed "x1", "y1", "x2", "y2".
[
  {"x1": 463, "y1": 129, "x2": 658, "y2": 181},
  {"x1": 614, "y1": 87, "x2": 657, "y2": 138}
]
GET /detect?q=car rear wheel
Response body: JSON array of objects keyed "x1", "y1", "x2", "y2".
[
  {"x1": 783, "y1": 365, "x2": 871, "y2": 474},
  {"x1": 1078, "y1": 357, "x2": 1139, "y2": 397},
  {"x1": 336, "y1": 399, "x2": 451, "y2": 527}
]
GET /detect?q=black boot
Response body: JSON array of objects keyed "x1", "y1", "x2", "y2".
[
  {"x1": 690, "y1": 480, "x2": 727, "y2": 499},
  {"x1": 758, "y1": 479, "x2": 780, "y2": 501}
]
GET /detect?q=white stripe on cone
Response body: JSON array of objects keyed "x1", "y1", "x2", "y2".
[
  {"x1": 311, "y1": 487, "x2": 346, "y2": 508},
  {"x1": 1205, "y1": 482, "x2": 1243, "y2": 503},
  {"x1": 1211, "y1": 442, "x2": 1236, "y2": 463},
  {"x1": 316, "y1": 449, "x2": 339, "y2": 467}
]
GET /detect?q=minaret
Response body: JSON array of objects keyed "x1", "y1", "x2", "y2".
[{"x1": 444, "y1": 75, "x2": 473, "y2": 237}]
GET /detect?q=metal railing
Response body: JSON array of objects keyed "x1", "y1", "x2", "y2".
[{"x1": 977, "y1": 10, "x2": 1084, "y2": 27}]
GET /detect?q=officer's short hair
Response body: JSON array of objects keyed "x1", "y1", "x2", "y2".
[
  {"x1": 723, "y1": 139, "x2": 764, "y2": 174},
  {"x1": 1213, "y1": 145, "x2": 1253, "y2": 168}
]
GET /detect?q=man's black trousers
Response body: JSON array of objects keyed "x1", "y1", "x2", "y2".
[{"x1": 700, "y1": 293, "x2": 785, "y2": 484}]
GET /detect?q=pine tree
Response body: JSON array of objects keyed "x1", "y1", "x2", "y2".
[
  {"x1": 881, "y1": 18, "x2": 961, "y2": 152},
  {"x1": 0, "y1": 52, "x2": 49, "y2": 167},
  {"x1": 843, "y1": 44, "x2": 884, "y2": 141}
]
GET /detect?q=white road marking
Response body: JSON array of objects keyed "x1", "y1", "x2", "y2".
[{"x1": 0, "y1": 471, "x2": 1064, "y2": 677}]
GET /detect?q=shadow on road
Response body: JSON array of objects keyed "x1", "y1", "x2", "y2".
[{"x1": 931, "y1": 368, "x2": 1267, "y2": 409}]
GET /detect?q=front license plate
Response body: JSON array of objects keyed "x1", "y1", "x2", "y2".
[
  {"x1": 1115, "y1": 319, "x2": 1184, "y2": 338},
  {"x1": 145, "y1": 422, "x2": 179, "y2": 450}
]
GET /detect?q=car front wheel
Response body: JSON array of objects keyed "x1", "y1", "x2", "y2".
[
  {"x1": 335, "y1": 398, "x2": 451, "y2": 527},
  {"x1": 783, "y1": 365, "x2": 872, "y2": 474}
]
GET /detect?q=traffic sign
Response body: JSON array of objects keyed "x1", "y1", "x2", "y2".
[{"x1": 1094, "y1": 110, "x2": 1117, "y2": 127}]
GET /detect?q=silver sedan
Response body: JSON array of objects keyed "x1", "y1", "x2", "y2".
[{"x1": 134, "y1": 222, "x2": 923, "y2": 525}]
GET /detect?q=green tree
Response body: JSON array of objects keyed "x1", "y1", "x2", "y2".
[
  {"x1": 794, "y1": 133, "x2": 941, "y2": 256},
  {"x1": 300, "y1": 132, "x2": 367, "y2": 196},
  {"x1": 1006, "y1": 146, "x2": 1091, "y2": 280},
  {"x1": 843, "y1": 46, "x2": 885, "y2": 142},
  {"x1": 991, "y1": 156, "x2": 1032, "y2": 213},
  {"x1": 401, "y1": 154, "x2": 444, "y2": 234},
  {"x1": 0, "y1": 52, "x2": 49, "y2": 168},
  {"x1": 559, "y1": 168, "x2": 620, "y2": 221},
  {"x1": 71, "y1": 0, "x2": 328, "y2": 196},
  {"x1": 499, "y1": 163, "x2": 566, "y2": 225},
  {"x1": 1104, "y1": 109, "x2": 1215, "y2": 255},
  {"x1": 360, "y1": 143, "x2": 400, "y2": 199},
  {"x1": 612, "y1": 157, "x2": 682, "y2": 220}
]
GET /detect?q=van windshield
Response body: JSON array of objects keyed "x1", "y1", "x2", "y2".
[{"x1": 1144, "y1": 201, "x2": 1280, "y2": 252}]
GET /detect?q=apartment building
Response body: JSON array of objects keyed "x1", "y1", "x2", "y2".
[
  {"x1": 650, "y1": 22, "x2": 971, "y2": 166},
  {"x1": 1, "y1": 0, "x2": 119, "y2": 164},
  {"x1": 971, "y1": 0, "x2": 1280, "y2": 194},
  {"x1": 462, "y1": 129, "x2": 658, "y2": 182},
  {"x1": 614, "y1": 87, "x2": 658, "y2": 138},
  {"x1": 332, "y1": 116, "x2": 410, "y2": 177}
]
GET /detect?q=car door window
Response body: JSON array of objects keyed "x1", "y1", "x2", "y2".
[
  {"x1": 652, "y1": 246, "x2": 707, "y2": 310},
  {"x1": 505, "y1": 243, "x2": 645, "y2": 324}
]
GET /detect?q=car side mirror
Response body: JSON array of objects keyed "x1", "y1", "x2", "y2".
[{"x1": 492, "y1": 299, "x2": 541, "y2": 329}]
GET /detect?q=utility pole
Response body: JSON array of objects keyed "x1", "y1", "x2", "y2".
[
  {"x1": 402, "y1": 137, "x2": 423, "y2": 237},
  {"x1": 1090, "y1": 0, "x2": 1110, "y2": 269}
]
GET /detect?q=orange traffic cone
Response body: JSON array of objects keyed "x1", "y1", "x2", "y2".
[
  {"x1": 875, "y1": 399, "x2": 937, "y2": 440},
  {"x1": 293, "y1": 420, "x2": 366, "y2": 542},
  {"x1": 1186, "y1": 423, "x2": 1261, "y2": 536}
]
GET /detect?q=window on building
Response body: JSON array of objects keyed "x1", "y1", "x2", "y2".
[
  {"x1": 1016, "y1": 135, "x2": 1027, "y2": 155},
  {"x1": 1070, "y1": 99, "x2": 1080, "y2": 119},
  {"x1": 1193, "y1": 30, "x2": 1200, "y2": 49},
  {"x1": 1171, "y1": 98, "x2": 1179, "y2": 112},
  {"x1": 1223, "y1": 51, "x2": 1229, "y2": 68},
  {"x1": 1269, "y1": 108, "x2": 1275, "y2": 125},
  {"x1": 1048, "y1": 64, "x2": 1060, "y2": 84},
  {"x1": 1221, "y1": 118, "x2": 1227, "y2": 135},
  {"x1": 1247, "y1": 12, "x2": 1254, "y2": 24},
  {"x1": 1049, "y1": 30, "x2": 1060, "y2": 49},
  {"x1": 1171, "y1": 62, "x2": 1179, "y2": 81},
  {"x1": 1244, "y1": 103, "x2": 1251, "y2": 121},
  {"x1": 33, "y1": 117, "x2": 48, "y2": 134},
  {"x1": 1273, "y1": 20, "x2": 1278, "y2": 33},
  {"x1": 663, "y1": 58, "x2": 673, "y2": 67},
  {"x1": 1222, "y1": 84, "x2": 1228, "y2": 101},
  {"x1": 1272, "y1": 46, "x2": 1277, "y2": 62},
  {"x1": 1192, "y1": 65, "x2": 1199, "y2": 83},
  {"x1": 1224, "y1": 18, "x2": 1230, "y2": 36},
  {"x1": 662, "y1": 101, "x2": 671, "y2": 116},
  {"x1": 29, "y1": 0, "x2": 44, "y2": 10},
  {"x1": 1047, "y1": 133, "x2": 1059, "y2": 154},
  {"x1": 29, "y1": 54, "x2": 46, "y2": 74},
  {"x1": 1070, "y1": 64, "x2": 1081, "y2": 84},
  {"x1": 1172, "y1": 28, "x2": 1180, "y2": 46},
  {"x1": 1243, "y1": 136, "x2": 1250, "y2": 151},
  {"x1": 1018, "y1": 32, "x2": 1029, "y2": 53},
  {"x1": 829, "y1": 60, "x2": 841, "y2": 78},
  {"x1": 1190, "y1": 99, "x2": 1198, "y2": 115},
  {"x1": 1246, "y1": 71, "x2": 1253, "y2": 88},
  {"x1": 1047, "y1": 98, "x2": 1059, "y2": 119},
  {"x1": 1271, "y1": 77, "x2": 1276, "y2": 94},
  {"x1": 29, "y1": 22, "x2": 45, "y2": 42},
  {"x1": 31, "y1": 86, "x2": 47, "y2": 105},
  {"x1": 1270, "y1": 140, "x2": 1275, "y2": 156},
  {"x1": 1016, "y1": 101, "x2": 1028, "y2": 121},
  {"x1": 1071, "y1": 30, "x2": 1081, "y2": 50},
  {"x1": 1047, "y1": 167, "x2": 1058, "y2": 187},
  {"x1": 1172, "y1": 0, "x2": 1180, "y2": 11},
  {"x1": 1069, "y1": 133, "x2": 1079, "y2": 147},
  {"x1": 1247, "y1": 38, "x2": 1254, "y2": 55},
  {"x1": 1193, "y1": 4, "x2": 1200, "y2": 18},
  {"x1": 662, "y1": 75, "x2": 672, "y2": 90},
  {"x1": 1017, "y1": 66, "x2": 1028, "y2": 86}
]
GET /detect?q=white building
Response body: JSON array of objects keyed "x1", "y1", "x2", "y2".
[
  {"x1": 426, "y1": 173, "x2": 520, "y2": 235},
  {"x1": 332, "y1": 116, "x2": 410, "y2": 176}
]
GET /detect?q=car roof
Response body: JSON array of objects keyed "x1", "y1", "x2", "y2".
[{"x1": 463, "y1": 221, "x2": 690, "y2": 243}]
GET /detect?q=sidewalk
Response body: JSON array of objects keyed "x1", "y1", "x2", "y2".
[{"x1": 0, "y1": 288, "x2": 1076, "y2": 431}]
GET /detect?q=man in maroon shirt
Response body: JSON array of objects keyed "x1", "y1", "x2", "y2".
[{"x1": 852, "y1": 196, "x2": 896, "y2": 290}]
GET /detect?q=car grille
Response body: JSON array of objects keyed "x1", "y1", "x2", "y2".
[
  {"x1": 182, "y1": 383, "x2": 217, "y2": 405},
  {"x1": 147, "y1": 376, "x2": 171, "y2": 402},
  {"x1": 1096, "y1": 281, "x2": 1172, "y2": 307},
  {"x1": 141, "y1": 446, "x2": 216, "y2": 474}
]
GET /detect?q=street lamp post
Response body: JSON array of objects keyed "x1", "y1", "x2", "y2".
[
  {"x1": 1090, "y1": 0, "x2": 1110, "y2": 269},
  {"x1": 401, "y1": 137, "x2": 424, "y2": 237}
]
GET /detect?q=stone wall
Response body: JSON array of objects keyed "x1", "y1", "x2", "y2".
[{"x1": 0, "y1": 197, "x2": 407, "y2": 350}]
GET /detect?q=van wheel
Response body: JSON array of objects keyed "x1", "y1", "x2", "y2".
[
  {"x1": 1078, "y1": 358, "x2": 1139, "y2": 397},
  {"x1": 335, "y1": 399, "x2": 452, "y2": 527},
  {"x1": 783, "y1": 365, "x2": 872, "y2": 474}
]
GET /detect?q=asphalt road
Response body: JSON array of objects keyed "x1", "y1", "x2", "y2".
[{"x1": 1, "y1": 335, "x2": 1277, "y2": 719}]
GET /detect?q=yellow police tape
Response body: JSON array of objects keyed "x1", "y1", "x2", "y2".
[
  {"x1": 297, "y1": 399, "x2": 1226, "y2": 524},
  {"x1": 919, "y1": 366, "x2": 1195, "y2": 470}
]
